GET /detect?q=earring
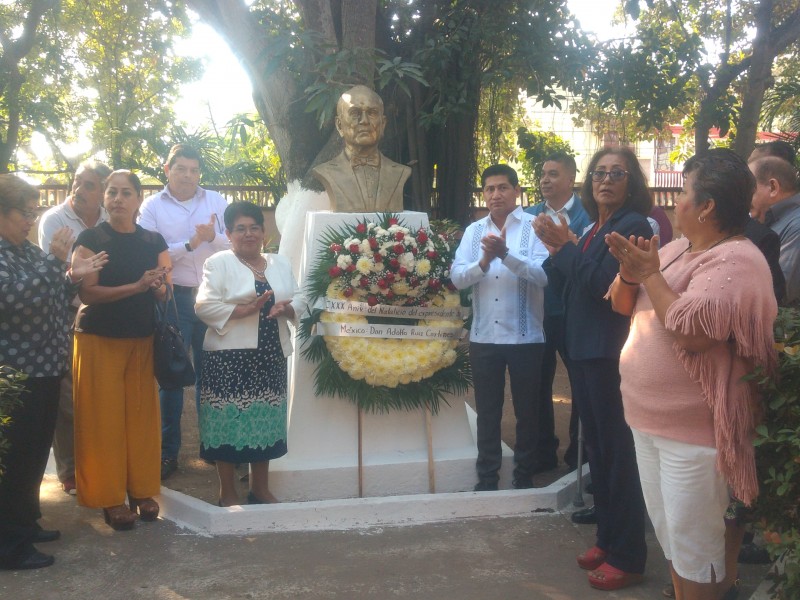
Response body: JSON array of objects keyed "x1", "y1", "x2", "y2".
[{"x1": 698, "y1": 215, "x2": 706, "y2": 224}]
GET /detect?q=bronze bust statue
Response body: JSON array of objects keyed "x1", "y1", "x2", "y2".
[{"x1": 312, "y1": 85, "x2": 411, "y2": 213}]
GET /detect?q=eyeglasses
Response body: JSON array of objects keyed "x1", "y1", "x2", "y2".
[
  {"x1": 590, "y1": 169, "x2": 629, "y2": 182},
  {"x1": 15, "y1": 208, "x2": 39, "y2": 222}
]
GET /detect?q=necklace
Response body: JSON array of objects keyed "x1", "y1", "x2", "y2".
[
  {"x1": 660, "y1": 234, "x2": 738, "y2": 273},
  {"x1": 237, "y1": 255, "x2": 266, "y2": 278}
]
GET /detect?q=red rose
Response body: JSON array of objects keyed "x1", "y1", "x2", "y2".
[
  {"x1": 373, "y1": 253, "x2": 383, "y2": 263},
  {"x1": 343, "y1": 287, "x2": 354, "y2": 298},
  {"x1": 330, "y1": 243, "x2": 342, "y2": 253},
  {"x1": 393, "y1": 243, "x2": 404, "y2": 254},
  {"x1": 398, "y1": 267, "x2": 408, "y2": 277},
  {"x1": 410, "y1": 277, "x2": 419, "y2": 287},
  {"x1": 394, "y1": 231, "x2": 404, "y2": 242},
  {"x1": 417, "y1": 230, "x2": 428, "y2": 243},
  {"x1": 328, "y1": 266, "x2": 343, "y2": 278},
  {"x1": 429, "y1": 278, "x2": 441, "y2": 289},
  {"x1": 386, "y1": 290, "x2": 395, "y2": 299},
  {"x1": 377, "y1": 278, "x2": 388, "y2": 289},
  {"x1": 388, "y1": 217, "x2": 399, "y2": 225},
  {"x1": 349, "y1": 243, "x2": 360, "y2": 254},
  {"x1": 346, "y1": 264, "x2": 356, "y2": 272},
  {"x1": 359, "y1": 276, "x2": 369, "y2": 288},
  {"x1": 410, "y1": 247, "x2": 418, "y2": 255},
  {"x1": 356, "y1": 223, "x2": 367, "y2": 234},
  {"x1": 367, "y1": 295, "x2": 378, "y2": 306},
  {"x1": 386, "y1": 273, "x2": 395, "y2": 283},
  {"x1": 389, "y1": 258, "x2": 400, "y2": 269},
  {"x1": 427, "y1": 250, "x2": 437, "y2": 259},
  {"x1": 368, "y1": 237, "x2": 378, "y2": 250},
  {"x1": 446, "y1": 282, "x2": 457, "y2": 291}
]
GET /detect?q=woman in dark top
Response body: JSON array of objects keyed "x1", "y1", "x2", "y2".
[
  {"x1": 0, "y1": 175, "x2": 106, "y2": 570},
  {"x1": 72, "y1": 170, "x2": 171, "y2": 531},
  {"x1": 533, "y1": 147, "x2": 653, "y2": 591}
]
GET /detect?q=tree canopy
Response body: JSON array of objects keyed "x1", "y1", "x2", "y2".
[
  {"x1": 0, "y1": 0, "x2": 201, "y2": 174},
  {"x1": 186, "y1": 0, "x2": 591, "y2": 222},
  {"x1": 581, "y1": 0, "x2": 800, "y2": 157}
]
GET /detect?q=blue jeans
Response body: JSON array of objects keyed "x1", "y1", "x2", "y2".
[{"x1": 160, "y1": 287, "x2": 206, "y2": 461}]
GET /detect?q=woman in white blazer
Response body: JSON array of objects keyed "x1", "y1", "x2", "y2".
[{"x1": 195, "y1": 202, "x2": 306, "y2": 506}]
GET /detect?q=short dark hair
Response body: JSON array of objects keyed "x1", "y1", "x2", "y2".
[
  {"x1": 481, "y1": 164, "x2": 519, "y2": 188},
  {"x1": 580, "y1": 147, "x2": 652, "y2": 221},
  {"x1": 542, "y1": 152, "x2": 577, "y2": 178},
  {"x1": 0, "y1": 174, "x2": 39, "y2": 214},
  {"x1": 166, "y1": 143, "x2": 204, "y2": 170},
  {"x1": 77, "y1": 160, "x2": 112, "y2": 184},
  {"x1": 683, "y1": 148, "x2": 753, "y2": 235},
  {"x1": 105, "y1": 170, "x2": 143, "y2": 197},
  {"x1": 224, "y1": 201, "x2": 264, "y2": 232},
  {"x1": 750, "y1": 140, "x2": 796, "y2": 164},
  {"x1": 750, "y1": 156, "x2": 799, "y2": 193}
]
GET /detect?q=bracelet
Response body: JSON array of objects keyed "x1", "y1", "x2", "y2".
[{"x1": 618, "y1": 274, "x2": 639, "y2": 286}]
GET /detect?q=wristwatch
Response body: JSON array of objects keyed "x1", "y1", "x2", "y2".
[{"x1": 185, "y1": 242, "x2": 193, "y2": 252}]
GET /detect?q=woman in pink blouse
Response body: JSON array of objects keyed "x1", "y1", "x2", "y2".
[{"x1": 606, "y1": 149, "x2": 777, "y2": 600}]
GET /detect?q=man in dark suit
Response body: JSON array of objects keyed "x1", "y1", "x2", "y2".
[
  {"x1": 525, "y1": 153, "x2": 590, "y2": 472},
  {"x1": 312, "y1": 85, "x2": 410, "y2": 213}
]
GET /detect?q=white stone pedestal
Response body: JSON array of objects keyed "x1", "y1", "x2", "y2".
[{"x1": 269, "y1": 211, "x2": 512, "y2": 501}]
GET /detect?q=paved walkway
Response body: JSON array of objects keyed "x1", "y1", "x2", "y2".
[{"x1": 0, "y1": 475, "x2": 769, "y2": 600}]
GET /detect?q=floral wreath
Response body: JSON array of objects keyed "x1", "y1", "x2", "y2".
[{"x1": 299, "y1": 214, "x2": 472, "y2": 414}]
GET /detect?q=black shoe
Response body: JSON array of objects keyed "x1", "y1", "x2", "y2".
[
  {"x1": 473, "y1": 480, "x2": 498, "y2": 492},
  {"x1": 247, "y1": 491, "x2": 274, "y2": 505},
  {"x1": 571, "y1": 505, "x2": 597, "y2": 524},
  {"x1": 0, "y1": 545, "x2": 55, "y2": 570},
  {"x1": 512, "y1": 477, "x2": 534, "y2": 489},
  {"x1": 160, "y1": 458, "x2": 178, "y2": 480},
  {"x1": 32, "y1": 526, "x2": 60, "y2": 543}
]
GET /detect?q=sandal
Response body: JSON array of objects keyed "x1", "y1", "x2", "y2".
[
  {"x1": 577, "y1": 545, "x2": 607, "y2": 570},
  {"x1": 102, "y1": 505, "x2": 138, "y2": 531},
  {"x1": 588, "y1": 562, "x2": 643, "y2": 591},
  {"x1": 128, "y1": 496, "x2": 160, "y2": 521}
]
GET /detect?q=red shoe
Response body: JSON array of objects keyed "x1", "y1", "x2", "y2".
[
  {"x1": 577, "y1": 545, "x2": 607, "y2": 570},
  {"x1": 588, "y1": 562, "x2": 643, "y2": 591},
  {"x1": 61, "y1": 477, "x2": 77, "y2": 496}
]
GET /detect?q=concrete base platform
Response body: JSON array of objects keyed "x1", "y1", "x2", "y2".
[{"x1": 157, "y1": 468, "x2": 583, "y2": 535}]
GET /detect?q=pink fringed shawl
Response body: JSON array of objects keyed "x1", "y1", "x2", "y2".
[{"x1": 663, "y1": 239, "x2": 777, "y2": 505}]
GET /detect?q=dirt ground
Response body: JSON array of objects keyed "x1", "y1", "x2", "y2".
[{"x1": 163, "y1": 356, "x2": 578, "y2": 504}]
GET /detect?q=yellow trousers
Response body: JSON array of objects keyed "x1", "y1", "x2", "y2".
[{"x1": 73, "y1": 332, "x2": 161, "y2": 508}]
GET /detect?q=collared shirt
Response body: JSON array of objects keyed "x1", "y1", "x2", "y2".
[
  {"x1": 765, "y1": 192, "x2": 800, "y2": 304},
  {"x1": 38, "y1": 199, "x2": 108, "y2": 308},
  {"x1": 137, "y1": 185, "x2": 230, "y2": 287},
  {"x1": 543, "y1": 194, "x2": 576, "y2": 225},
  {"x1": 0, "y1": 239, "x2": 76, "y2": 377},
  {"x1": 451, "y1": 206, "x2": 549, "y2": 344}
]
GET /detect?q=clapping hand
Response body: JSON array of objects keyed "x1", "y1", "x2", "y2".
[
  {"x1": 532, "y1": 213, "x2": 574, "y2": 255},
  {"x1": 605, "y1": 232, "x2": 661, "y2": 283},
  {"x1": 138, "y1": 266, "x2": 171, "y2": 292},
  {"x1": 49, "y1": 227, "x2": 76, "y2": 262},
  {"x1": 69, "y1": 250, "x2": 109, "y2": 281},
  {"x1": 268, "y1": 299, "x2": 294, "y2": 320},
  {"x1": 194, "y1": 215, "x2": 217, "y2": 244}
]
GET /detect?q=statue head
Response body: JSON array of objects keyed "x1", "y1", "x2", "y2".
[{"x1": 335, "y1": 85, "x2": 386, "y2": 155}]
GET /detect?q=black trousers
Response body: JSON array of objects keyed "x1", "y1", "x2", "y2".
[
  {"x1": 570, "y1": 358, "x2": 647, "y2": 574},
  {"x1": 0, "y1": 376, "x2": 60, "y2": 559},
  {"x1": 470, "y1": 342, "x2": 544, "y2": 482},
  {"x1": 536, "y1": 314, "x2": 580, "y2": 464}
]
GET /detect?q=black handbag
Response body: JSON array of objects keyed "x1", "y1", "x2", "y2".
[{"x1": 153, "y1": 286, "x2": 196, "y2": 390}]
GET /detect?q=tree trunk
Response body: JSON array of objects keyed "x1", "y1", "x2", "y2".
[
  {"x1": 734, "y1": 0, "x2": 774, "y2": 158},
  {"x1": 185, "y1": 0, "x2": 331, "y2": 181}
]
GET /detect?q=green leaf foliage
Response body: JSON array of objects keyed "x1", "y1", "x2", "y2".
[
  {"x1": 0, "y1": 366, "x2": 28, "y2": 479},
  {"x1": 752, "y1": 307, "x2": 800, "y2": 598}
]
